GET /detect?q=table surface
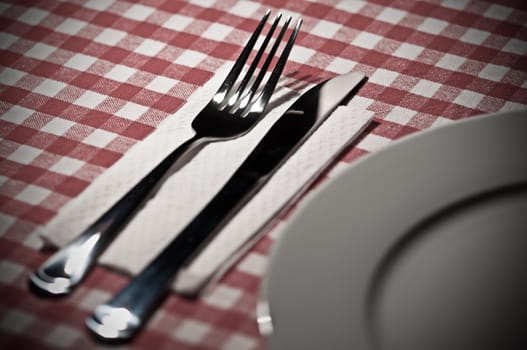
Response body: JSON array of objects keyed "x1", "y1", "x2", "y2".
[{"x1": 0, "y1": 0, "x2": 525, "y2": 349}]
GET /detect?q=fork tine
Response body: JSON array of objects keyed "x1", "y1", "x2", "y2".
[
  {"x1": 214, "y1": 10, "x2": 270, "y2": 104},
  {"x1": 240, "y1": 17, "x2": 302, "y2": 114},
  {"x1": 238, "y1": 16, "x2": 292, "y2": 110},
  {"x1": 224, "y1": 13, "x2": 282, "y2": 109},
  {"x1": 256, "y1": 18, "x2": 302, "y2": 111}
]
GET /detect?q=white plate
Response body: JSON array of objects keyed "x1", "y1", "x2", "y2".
[{"x1": 260, "y1": 109, "x2": 527, "y2": 350}]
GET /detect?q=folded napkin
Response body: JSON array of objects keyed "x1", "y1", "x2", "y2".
[{"x1": 40, "y1": 64, "x2": 373, "y2": 295}]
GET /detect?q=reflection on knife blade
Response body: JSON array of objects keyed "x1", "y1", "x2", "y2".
[{"x1": 86, "y1": 71, "x2": 368, "y2": 341}]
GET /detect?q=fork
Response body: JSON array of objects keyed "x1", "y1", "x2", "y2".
[{"x1": 30, "y1": 10, "x2": 302, "y2": 296}]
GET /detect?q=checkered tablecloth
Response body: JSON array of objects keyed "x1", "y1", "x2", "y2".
[{"x1": 0, "y1": 0, "x2": 525, "y2": 349}]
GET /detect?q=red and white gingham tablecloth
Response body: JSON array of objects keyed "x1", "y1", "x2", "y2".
[{"x1": 0, "y1": 0, "x2": 526, "y2": 349}]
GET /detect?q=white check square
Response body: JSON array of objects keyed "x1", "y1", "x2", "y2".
[
  {"x1": 326, "y1": 57, "x2": 356, "y2": 74},
  {"x1": 134, "y1": 39, "x2": 166, "y2": 57},
  {"x1": 435, "y1": 53, "x2": 466, "y2": 71},
  {"x1": 0, "y1": 2, "x2": 9, "y2": 13},
  {"x1": 78, "y1": 290, "x2": 112, "y2": 310},
  {"x1": 44, "y1": 325, "x2": 80, "y2": 349},
  {"x1": 16, "y1": 185, "x2": 51, "y2": 205},
  {"x1": 369, "y1": 68, "x2": 399, "y2": 86},
  {"x1": 202, "y1": 23, "x2": 232, "y2": 41},
  {"x1": 75, "y1": 91, "x2": 107, "y2": 108},
  {"x1": 7, "y1": 145, "x2": 41, "y2": 164},
  {"x1": 115, "y1": 101, "x2": 149, "y2": 120},
  {"x1": 1, "y1": 106, "x2": 33, "y2": 124},
  {"x1": 174, "y1": 320, "x2": 211, "y2": 344},
  {"x1": 191, "y1": 0, "x2": 215, "y2": 7},
  {"x1": 336, "y1": 0, "x2": 365, "y2": 13},
  {"x1": 94, "y1": 28, "x2": 127, "y2": 46},
  {"x1": 442, "y1": 0, "x2": 469, "y2": 10},
  {"x1": 292, "y1": 46, "x2": 316, "y2": 63},
  {"x1": 484, "y1": 4, "x2": 512, "y2": 20},
  {"x1": 105, "y1": 64, "x2": 137, "y2": 82},
  {"x1": 41, "y1": 118, "x2": 75, "y2": 136},
  {"x1": 478, "y1": 63, "x2": 508, "y2": 82},
  {"x1": 0, "y1": 32, "x2": 17, "y2": 49},
  {"x1": 411, "y1": 80, "x2": 442, "y2": 97},
  {"x1": 123, "y1": 4, "x2": 155, "y2": 21},
  {"x1": 460, "y1": 28, "x2": 489, "y2": 45},
  {"x1": 353, "y1": 32, "x2": 382, "y2": 49},
  {"x1": 229, "y1": 1, "x2": 260, "y2": 17},
  {"x1": 392, "y1": 43, "x2": 423, "y2": 60},
  {"x1": 163, "y1": 14, "x2": 193, "y2": 31},
  {"x1": 0, "y1": 213, "x2": 15, "y2": 235},
  {"x1": 503, "y1": 38, "x2": 527, "y2": 55},
  {"x1": 55, "y1": 18, "x2": 87, "y2": 35},
  {"x1": 204, "y1": 285, "x2": 242, "y2": 309},
  {"x1": 64, "y1": 53, "x2": 97, "y2": 71},
  {"x1": 0, "y1": 261, "x2": 25, "y2": 283},
  {"x1": 33, "y1": 79, "x2": 67, "y2": 97},
  {"x1": 223, "y1": 334, "x2": 257, "y2": 350},
  {"x1": 146, "y1": 75, "x2": 179, "y2": 94},
  {"x1": 174, "y1": 50, "x2": 207, "y2": 67},
  {"x1": 358, "y1": 134, "x2": 391, "y2": 152},
  {"x1": 238, "y1": 253, "x2": 267, "y2": 276},
  {"x1": 431, "y1": 116, "x2": 454, "y2": 128},
  {"x1": 312, "y1": 20, "x2": 342, "y2": 39},
  {"x1": 418, "y1": 18, "x2": 449, "y2": 35},
  {"x1": 83, "y1": 128, "x2": 116, "y2": 148},
  {"x1": 349, "y1": 95, "x2": 374, "y2": 111},
  {"x1": 454, "y1": 90, "x2": 485, "y2": 108},
  {"x1": 501, "y1": 101, "x2": 524, "y2": 112},
  {"x1": 18, "y1": 8, "x2": 48, "y2": 25},
  {"x1": 0, "y1": 310, "x2": 33, "y2": 334},
  {"x1": 50, "y1": 156, "x2": 84, "y2": 175},
  {"x1": 0, "y1": 68, "x2": 25, "y2": 86},
  {"x1": 385, "y1": 106, "x2": 416, "y2": 125},
  {"x1": 377, "y1": 7, "x2": 406, "y2": 24},
  {"x1": 25, "y1": 43, "x2": 56, "y2": 60},
  {"x1": 84, "y1": 0, "x2": 113, "y2": 11}
]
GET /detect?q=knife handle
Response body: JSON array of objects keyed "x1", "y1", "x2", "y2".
[{"x1": 86, "y1": 173, "x2": 258, "y2": 340}]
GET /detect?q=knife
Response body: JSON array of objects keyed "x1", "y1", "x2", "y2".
[{"x1": 86, "y1": 71, "x2": 367, "y2": 341}]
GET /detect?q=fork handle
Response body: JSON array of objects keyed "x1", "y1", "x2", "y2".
[{"x1": 30, "y1": 134, "x2": 203, "y2": 296}]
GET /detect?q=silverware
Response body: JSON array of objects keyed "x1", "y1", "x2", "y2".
[
  {"x1": 29, "y1": 11, "x2": 302, "y2": 296},
  {"x1": 85, "y1": 71, "x2": 367, "y2": 341}
]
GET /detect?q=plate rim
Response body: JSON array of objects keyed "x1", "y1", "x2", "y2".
[{"x1": 260, "y1": 109, "x2": 527, "y2": 349}]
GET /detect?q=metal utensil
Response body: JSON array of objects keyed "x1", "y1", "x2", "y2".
[
  {"x1": 86, "y1": 71, "x2": 367, "y2": 341},
  {"x1": 30, "y1": 11, "x2": 302, "y2": 296}
]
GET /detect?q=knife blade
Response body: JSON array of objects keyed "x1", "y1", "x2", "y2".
[{"x1": 86, "y1": 71, "x2": 367, "y2": 341}]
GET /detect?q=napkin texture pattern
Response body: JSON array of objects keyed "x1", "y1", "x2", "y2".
[{"x1": 40, "y1": 65, "x2": 373, "y2": 294}]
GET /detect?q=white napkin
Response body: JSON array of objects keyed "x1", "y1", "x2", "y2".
[{"x1": 40, "y1": 65, "x2": 373, "y2": 295}]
